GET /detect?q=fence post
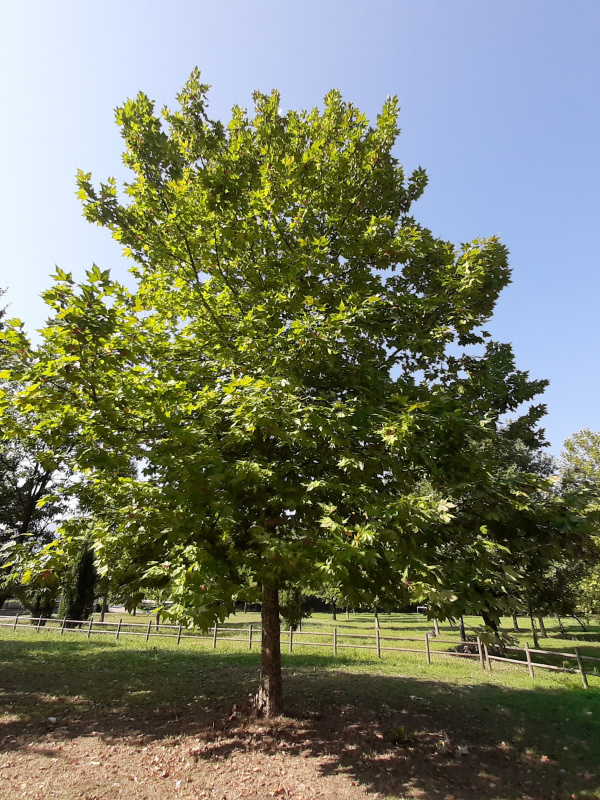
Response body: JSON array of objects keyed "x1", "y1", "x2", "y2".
[
  {"x1": 87, "y1": 618, "x2": 93, "y2": 639},
  {"x1": 425, "y1": 632, "x2": 431, "y2": 664},
  {"x1": 575, "y1": 647, "x2": 589, "y2": 690},
  {"x1": 248, "y1": 623, "x2": 253, "y2": 650},
  {"x1": 146, "y1": 619, "x2": 152, "y2": 642},
  {"x1": 115, "y1": 618, "x2": 122, "y2": 641},
  {"x1": 13, "y1": 614, "x2": 19, "y2": 632},
  {"x1": 333, "y1": 626, "x2": 338, "y2": 655},
  {"x1": 177, "y1": 625, "x2": 182, "y2": 645},
  {"x1": 477, "y1": 637, "x2": 485, "y2": 670},
  {"x1": 289, "y1": 627, "x2": 293, "y2": 653},
  {"x1": 524, "y1": 641, "x2": 534, "y2": 678},
  {"x1": 483, "y1": 642, "x2": 492, "y2": 671},
  {"x1": 212, "y1": 623, "x2": 218, "y2": 649},
  {"x1": 60, "y1": 617, "x2": 67, "y2": 635}
]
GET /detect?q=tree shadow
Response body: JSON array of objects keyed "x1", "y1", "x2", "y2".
[{"x1": 0, "y1": 638, "x2": 599, "y2": 799}]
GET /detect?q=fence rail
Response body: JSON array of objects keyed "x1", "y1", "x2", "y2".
[{"x1": 1, "y1": 614, "x2": 597, "y2": 689}]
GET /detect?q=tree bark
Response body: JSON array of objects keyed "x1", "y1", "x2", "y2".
[
  {"x1": 458, "y1": 615, "x2": 466, "y2": 642},
  {"x1": 529, "y1": 610, "x2": 539, "y2": 649},
  {"x1": 537, "y1": 613, "x2": 548, "y2": 638},
  {"x1": 256, "y1": 583, "x2": 283, "y2": 717},
  {"x1": 512, "y1": 613, "x2": 520, "y2": 632},
  {"x1": 482, "y1": 611, "x2": 499, "y2": 635}
]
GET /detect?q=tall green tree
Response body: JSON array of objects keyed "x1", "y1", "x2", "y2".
[
  {"x1": 557, "y1": 429, "x2": 600, "y2": 619},
  {"x1": 0, "y1": 289, "x2": 70, "y2": 614},
  {"x1": 0, "y1": 434, "x2": 67, "y2": 614},
  {"x1": 1, "y1": 72, "x2": 561, "y2": 714},
  {"x1": 561, "y1": 429, "x2": 600, "y2": 491},
  {"x1": 58, "y1": 535, "x2": 98, "y2": 624}
]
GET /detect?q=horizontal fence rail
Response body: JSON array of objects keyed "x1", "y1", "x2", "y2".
[{"x1": 1, "y1": 614, "x2": 598, "y2": 689}]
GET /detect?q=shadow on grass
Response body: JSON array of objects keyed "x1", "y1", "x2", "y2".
[{"x1": 1, "y1": 637, "x2": 599, "y2": 799}]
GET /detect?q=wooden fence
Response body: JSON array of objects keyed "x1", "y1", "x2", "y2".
[{"x1": 1, "y1": 614, "x2": 598, "y2": 689}]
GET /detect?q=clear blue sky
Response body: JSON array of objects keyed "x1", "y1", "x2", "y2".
[{"x1": 1, "y1": 1, "x2": 598, "y2": 455}]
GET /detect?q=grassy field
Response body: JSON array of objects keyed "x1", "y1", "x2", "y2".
[{"x1": 1, "y1": 612, "x2": 599, "y2": 799}]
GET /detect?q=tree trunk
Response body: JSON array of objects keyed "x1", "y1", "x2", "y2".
[
  {"x1": 482, "y1": 611, "x2": 499, "y2": 635},
  {"x1": 332, "y1": 603, "x2": 337, "y2": 621},
  {"x1": 537, "y1": 613, "x2": 548, "y2": 638},
  {"x1": 573, "y1": 615, "x2": 587, "y2": 631},
  {"x1": 512, "y1": 613, "x2": 520, "y2": 632},
  {"x1": 256, "y1": 583, "x2": 283, "y2": 717},
  {"x1": 529, "y1": 610, "x2": 539, "y2": 649},
  {"x1": 557, "y1": 615, "x2": 565, "y2": 635},
  {"x1": 100, "y1": 596, "x2": 108, "y2": 622},
  {"x1": 458, "y1": 615, "x2": 466, "y2": 642}
]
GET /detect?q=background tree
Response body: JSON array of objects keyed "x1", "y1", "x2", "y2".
[
  {"x1": 561, "y1": 429, "x2": 600, "y2": 490},
  {"x1": 405, "y1": 427, "x2": 570, "y2": 636},
  {"x1": 279, "y1": 588, "x2": 310, "y2": 631},
  {"x1": 0, "y1": 290, "x2": 70, "y2": 615},
  {"x1": 578, "y1": 564, "x2": 600, "y2": 615},
  {"x1": 0, "y1": 434, "x2": 68, "y2": 610},
  {"x1": 57, "y1": 534, "x2": 98, "y2": 625},
  {"x1": 1, "y1": 72, "x2": 571, "y2": 715},
  {"x1": 555, "y1": 429, "x2": 600, "y2": 626}
]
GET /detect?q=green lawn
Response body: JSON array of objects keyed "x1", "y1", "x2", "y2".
[
  {"x1": 5, "y1": 609, "x2": 600, "y2": 691},
  {"x1": 1, "y1": 612, "x2": 599, "y2": 798}
]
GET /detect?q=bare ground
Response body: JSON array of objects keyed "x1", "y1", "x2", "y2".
[
  {"x1": 1, "y1": 640, "x2": 599, "y2": 799},
  {"x1": 0, "y1": 700, "x2": 554, "y2": 800}
]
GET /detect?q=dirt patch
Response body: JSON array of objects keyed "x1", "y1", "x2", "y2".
[
  {"x1": 0, "y1": 692, "x2": 591, "y2": 800},
  {"x1": 1, "y1": 638, "x2": 598, "y2": 799}
]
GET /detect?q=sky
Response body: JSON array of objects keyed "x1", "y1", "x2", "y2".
[{"x1": 1, "y1": 0, "x2": 598, "y2": 456}]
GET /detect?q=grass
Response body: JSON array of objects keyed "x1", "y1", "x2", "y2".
[{"x1": 1, "y1": 612, "x2": 599, "y2": 799}]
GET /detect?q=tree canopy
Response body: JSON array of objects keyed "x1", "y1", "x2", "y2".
[
  {"x1": 0, "y1": 71, "x2": 587, "y2": 714},
  {"x1": 561, "y1": 429, "x2": 600, "y2": 490}
]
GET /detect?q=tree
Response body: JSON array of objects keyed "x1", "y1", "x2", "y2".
[
  {"x1": 0, "y1": 434, "x2": 67, "y2": 576},
  {"x1": 1, "y1": 71, "x2": 561, "y2": 715},
  {"x1": 578, "y1": 563, "x2": 600, "y2": 614},
  {"x1": 279, "y1": 587, "x2": 310, "y2": 630},
  {"x1": 58, "y1": 535, "x2": 98, "y2": 625},
  {"x1": 399, "y1": 426, "x2": 590, "y2": 642},
  {"x1": 556, "y1": 429, "x2": 600, "y2": 623},
  {"x1": 561, "y1": 429, "x2": 600, "y2": 492},
  {"x1": 0, "y1": 289, "x2": 70, "y2": 614}
]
